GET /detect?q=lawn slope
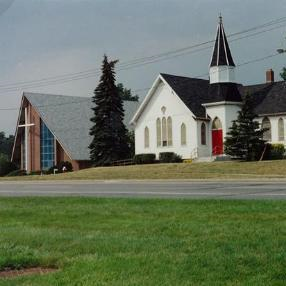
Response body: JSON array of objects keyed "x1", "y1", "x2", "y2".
[{"x1": 4, "y1": 160, "x2": 286, "y2": 180}]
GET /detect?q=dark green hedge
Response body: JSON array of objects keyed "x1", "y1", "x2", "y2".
[
  {"x1": 159, "y1": 152, "x2": 183, "y2": 163},
  {"x1": 0, "y1": 160, "x2": 17, "y2": 176},
  {"x1": 133, "y1": 154, "x2": 156, "y2": 164}
]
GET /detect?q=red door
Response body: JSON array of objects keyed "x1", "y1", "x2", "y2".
[{"x1": 212, "y1": 129, "x2": 223, "y2": 155}]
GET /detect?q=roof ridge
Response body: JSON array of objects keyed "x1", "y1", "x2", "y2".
[{"x1": 160, "y1": 73, "x2": 209, "y2": 82}]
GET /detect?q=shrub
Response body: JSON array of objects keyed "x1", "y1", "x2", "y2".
[
  {"x1": 6, "y1": 169, "x2": 27, "y2": 177},
  {"x1": 29, "y1": 171, "x2": 42, "y2": 176},
  {"x1": 271, "y1": 144, "x2": 285, "y2": 160},
  {"x1": 0, "y1": 160, "x2": 17, "y2": 176},
  {"x1": 133, "y1": 154, "x2": 156, "y2": 164},
  {"x1": 264, "y1": 144, "x2": 286, "y2": 160},
  {"x1": 159, "y1": 152, "x2": 183, "y2": 163},
  {"x1": 47, "y1": 162, "x2": 73, "y2": 174},
  {"x1": 58, "y1": 161, "x2": 73, "y2": 172}
]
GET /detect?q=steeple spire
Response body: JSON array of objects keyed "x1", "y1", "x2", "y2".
[
  {"x1": 210, "y1": 15, "x2": 235, "y2": 68},
  {"x1": 209, "y1": 16, "x2": 236, "y2": 84}
]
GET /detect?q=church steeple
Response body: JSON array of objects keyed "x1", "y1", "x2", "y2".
[{"x1": 209, "y1": 16, "x2": 236, "y2": 84}]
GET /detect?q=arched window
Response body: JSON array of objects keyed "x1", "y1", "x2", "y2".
[
  {"x1": 144, "y1": 127, "x2": 149, "y2": 148},
  {"x1": 262, "y1": 117, "x2": 271, "y2": 141},
  {"x1": 212, "y1": 117, "x2": 222, "y2": 130},
  {"x1": 156, "y1": 118, "x2": 161, "y2": 147},
  {"x1": 181, "y1": 123, "x2": 186, "y2": 146},
  {"x1": 167, "y1": 117, "x2": 173, "y2": 146},
  {"x1": 201, "y1": 122, "x2": 206, "y2": 145},
  {"x1": 278, "y1": 118, "x2": 284, "y2": 141},
  {"x1": 162, "y1": 117, "x2": 167, "y2": 146}
]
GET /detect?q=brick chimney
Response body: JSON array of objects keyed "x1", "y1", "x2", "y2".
[{"x1": 266, "y1": 69, "x2": 274, "y2": 83}]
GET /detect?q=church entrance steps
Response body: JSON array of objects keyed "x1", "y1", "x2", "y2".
[{"x1": 193, "y1": 157, "x2": 215, "y2": 163}]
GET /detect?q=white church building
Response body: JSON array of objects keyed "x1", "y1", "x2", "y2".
[{"x1": 131, "y1": 16, "x2": 286, "y2": 160}]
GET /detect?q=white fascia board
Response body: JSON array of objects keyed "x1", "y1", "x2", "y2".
[
  {"x1": 159, "y1": 75, "x2": 196, "y2": 118},
  {"x1": 11, "y1": 94, "x2": 25, "y2": 162},
  {"x1": 257, "y1": 112, "x2": 286, "y2": 117},
  {"x1": 129, "y1": 75, "x2": 162, "y2": 125},
  {"x1": 202, "y1": 101, "x2": 242, "y2": 107}
]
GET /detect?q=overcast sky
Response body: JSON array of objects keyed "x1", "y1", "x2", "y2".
[{"x1": 0, "y1": 0, "x2": 286, "y2": 134}]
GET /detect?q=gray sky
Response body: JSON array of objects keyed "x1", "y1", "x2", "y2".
[{"x1": 0, "y1": 0, "x2": 286, "y2": 134}]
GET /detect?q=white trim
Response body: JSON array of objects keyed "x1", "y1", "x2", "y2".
[
  {"x1": 202, "y1": 101, "x2": 242, "y2": 107},
  {"x1": 11, "y1": 95, "x2": 24, "y2": 162},
  {"x1": 130, "y1": 74, "x2": 195, "y2": 125},
  {"x1": 221, "y1": 23, "x2": 230, "y2": 66},
  {"x1": 130, "y1": 75, "x2": 162, "y2": 125}
]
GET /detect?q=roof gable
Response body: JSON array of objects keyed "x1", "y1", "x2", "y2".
[{"x1": 24, "y1": 92, "x2": 139, "y2": 161}]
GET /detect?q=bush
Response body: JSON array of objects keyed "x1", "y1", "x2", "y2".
[
  {"x1": 271, "y1": 144, "x2": 285, "y2": 160},
  {"x1": 264, "y1": 144, "x2": 286, "y2": 160},
  {"x1": 133, "y1": 154, "x2": 156, "y2": 164},
  {"x1": 58, "y1": 161, "x2": 73, "y2": 172},
  {"x1": 47, "y1": 161, "x2": 73, "y2": 174},
  {"x1": 0, "y1": 160, "x2": 17, "y2": 176},
  {"x1": 159, "y1": 152, "x2": 183, "y2": 163},
  {"x1": 6, "y1": 169, "x2": 27, "y2": 177}
]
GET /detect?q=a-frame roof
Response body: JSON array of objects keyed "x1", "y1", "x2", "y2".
[
  {"x1": 21, "y1": 92, "x2": 139, "y2": 161},
  {"x1": 210, "y1": 16, "x2": 235, "y2": 67}
]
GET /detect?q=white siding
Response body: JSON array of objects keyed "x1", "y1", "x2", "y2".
[{"x1": 134, "y1": 81, "x2": 198, "y2": 159}]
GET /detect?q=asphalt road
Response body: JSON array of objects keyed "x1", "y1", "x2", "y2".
[{"x1": 0, "y1": 180, "x2": 286, "y2": 199}]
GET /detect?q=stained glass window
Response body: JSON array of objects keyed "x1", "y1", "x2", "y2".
[{"x1": 40, "y1": 120, "x2": 55, "y2": 170}]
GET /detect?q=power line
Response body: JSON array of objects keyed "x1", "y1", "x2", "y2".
[
  {"x1": 0, "y1": 51, "x2": 283, "y2": 111},
  {"x1": 0, "y1": 16, "x2": 284, "y2": 92}
]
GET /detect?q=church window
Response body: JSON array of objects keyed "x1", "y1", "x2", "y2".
[
  {"x1": 40, "y1": 120, "x2": 55, "y2": 170},
  {"x1": 167, "y1": 117, "x2": 173, "y2": 146},
  {"x1": 156, "y1": 118, "x2": 161, "y2": 147},
  {"x1": 162, "y1": 117, "x2": 167, "y2": 146},
  {"x1": 212, "y1": 117, "x2": 222, "y2": 130},
  {"x1": 201, "y1": 122, "x2": 206, "y2": 145},
  {"x1": 181, "y1": 123, "x2": 186, "y2": 146},
  {"x1": 262, "y1": 117, "x2": 272, "y2": 141},
  {"x1": 144, "y1": 127, "x2": 150, "y2": 148},
  {"x1": 278, "y1": 118, "x2": 284, "y2": 141}
]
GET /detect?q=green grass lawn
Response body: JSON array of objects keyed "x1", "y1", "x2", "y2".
[
  {"x1": 0, "y1": 198, "x2": 285, "y2": 285},
  {"x1": 4, "y1": 160, "x2": 286, "y2": 181}
]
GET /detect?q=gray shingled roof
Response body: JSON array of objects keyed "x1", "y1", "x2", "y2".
[{"x1": 24, "y1": 92, "x2": 139, "y2": 161}]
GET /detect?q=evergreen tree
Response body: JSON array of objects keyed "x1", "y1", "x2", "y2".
[
  {"x1": 280, "y1": 67, "x2": 286, "y2": 81},
  {"x1": 89, "y1": 55, "x2": 130, "y2": 166},
  {"x1": 117, "y1": 83, "x2": 139, "y2": 102},
  {"x1": 224, "y1": 93, "x2": 266, "y2": 161}
]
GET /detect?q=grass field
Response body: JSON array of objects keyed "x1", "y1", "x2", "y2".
[
  {"x1": 0, "y1": 198, "x2": 285, "y2": 285},
  {"x1": 4, "y1": 160, "x2": 286, "y2": 181}
]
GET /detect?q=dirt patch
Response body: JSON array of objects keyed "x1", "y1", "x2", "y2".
[{"x1": 0, "y1": 267, "x2": 57, "y2": 279}]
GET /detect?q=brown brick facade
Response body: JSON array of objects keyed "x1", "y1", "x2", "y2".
[{"x1": 12, "y1": 98, "x2": 91, "y2": 173}]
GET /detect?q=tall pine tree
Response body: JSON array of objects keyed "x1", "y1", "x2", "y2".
[
  {"x1": 89, "y1": 55, "x2": 130, "y2": 166},
  {"x1": 224, "y1": 93, "x2": 266, "y2": 161}
]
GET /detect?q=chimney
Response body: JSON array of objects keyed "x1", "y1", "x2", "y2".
[{"x1": 266, "y1": 69, "x2": 274, "y2": 83}]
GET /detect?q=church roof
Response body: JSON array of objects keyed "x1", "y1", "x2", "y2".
[
  {"x1": 161, "y1": 73, "x2": 241, "y2": 117},
  {"x1": 210, "y1": 16, "x2": 235, "y2": 67},
  {"x1": 241, "y1": 81, "x2": 286, "y2": 115},
  {"x1": 160, "y1": 73, "x2": 286, "y2": 118},
  {"x1": 23, "y1": 92, "x2": 139, "y2": 161}
]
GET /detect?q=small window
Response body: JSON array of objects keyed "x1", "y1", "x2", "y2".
[
  {"x1": 201, "y1": 122, "x2": 206, "y2": 145},
  {"x1": 156, "y1": 118, "x2": 161, "y2": 147},
  {"x1": 262, "y1": 117, "x2": 271, "y2": 141},
  {"x1": 167, "y1": 117, "x2": 173, "y2": 146},
  {"x1": 144, "y1": 127, "x2": 149, "y2": 148},
  {"x1": 162, "y1": 117, "x2": 167, "y2": 146},
  {"x1": 212, "y1": 117, "x2": 222, "y2": 130},
  {"x1": 181, "y1": 123, "x2": 186, "y2": 145},
  {"x1": 278, "y1": 118, "x2": 284, "y2": 141}
]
